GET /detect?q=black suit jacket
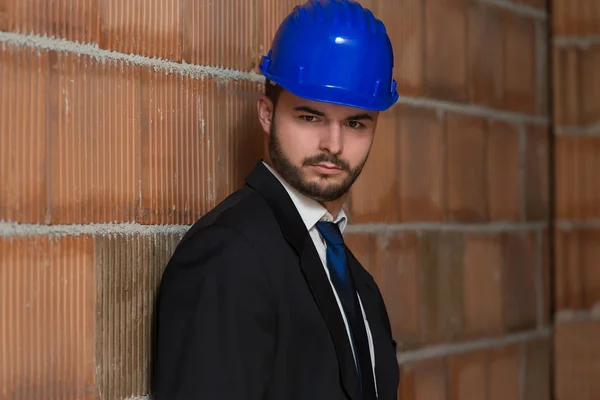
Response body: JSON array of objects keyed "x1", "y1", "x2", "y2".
[{"x1": 154, "y1": 161, "x2": 399, "y2": 400}]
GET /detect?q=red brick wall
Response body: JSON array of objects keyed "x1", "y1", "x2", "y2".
[
  {"x1": 552, "y1": 0, "x2": 600, "y2": 398},
  {"x1": 0, "y1": 0, "x2": 558, "y2": 399},
  {"x1": 351, "y1": 0, "x2": 551, "y2": 398}
]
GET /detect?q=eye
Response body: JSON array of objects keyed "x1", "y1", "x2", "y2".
[
  {"x1": 300, "y1": 115, "x2": 319, "y2": 123},
  {"x1": 346, "y1": 120, "x2": 364, "y2": 129}
]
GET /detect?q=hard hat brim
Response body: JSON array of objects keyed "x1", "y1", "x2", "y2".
[{"x1": 262, "y1": 70, "x2": 399, "y2": 112}]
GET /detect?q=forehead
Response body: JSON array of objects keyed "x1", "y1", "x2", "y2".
[{"x1": 277, "y1": 89, "x2": 379, "y2": 120}]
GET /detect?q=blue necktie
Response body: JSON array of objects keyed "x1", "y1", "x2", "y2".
[{"x1": 316, "y1": 221, "x2": 376, "y2": 399}]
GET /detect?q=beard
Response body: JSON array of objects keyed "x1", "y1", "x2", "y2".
[{"x1": 268, "y1": 120, "x2": 370, "y2": 202}]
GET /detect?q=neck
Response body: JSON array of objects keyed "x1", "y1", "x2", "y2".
[{"x1": 321, "y1": 194, "x2": 347, "y2": 219}]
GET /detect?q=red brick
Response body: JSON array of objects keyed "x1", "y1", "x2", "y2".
[
  {"x1": 486, "y1": 121, "x2": 520, "y2": 221},
  {"x1": 372, "y1": 232, "x2": 420, "y2": 348},
  {"x1": 445, "y1": 113, "x2": 487, "y2": 222},
  {"x1": 489, "y1": 344, "x2": 520, "y2": 400},
  {"x1": 579, "y1": 47, "x2": 600, "y2": 126},
  {"x1": 344, "y1": 233, "x2": 375, "y2": 272},
  {"x1": 139, "y1": 73, "x2": 263, "y2": 225},
  {"x1": 555, "y1": 320, "x2": 600, "y2": 399},
  {"x1": 512, "y1": 0, "x2": 547, "y2": 9},
  {"x1": 99, "y1": 0, "x2": 182, "y2": 61},
  {"x1": 535, "y1": 21, "x2": 549, "y2": 116},
  {"x1": 0, "y1": 45, "x2": 49, "y2": 223},
  {"x1": 467, "y1": 3, "x2": 504, "y2": 109},
  {"x1": 48, "y1": 52, "x2": 141, "y2": 224},
  {"x1": 419, "y1": 231, "x2": 465, "y2": 344},
  {"x1": 552, "y1": 47, "x2": 582, "y2": 126},
  {"x1": 504, "y1": 12, "x2": 536, "y2": 115},
  {"x1": 502, "y1": 232, "x2": 538, "y2": 332},
  {"x1": 555, "y1": 136, "x2": 600, "y2": 220},
  {"x1": 553, "y1": 45, "x2": 600, "y2": 127},
  {"x1": 182, "y1": 0, "x2": 256, "y2": 71},
  {"x1": 448, "y1": 350, "x2": 487, "y2": 400},
  {"x1": 524, "y1": 338, "x2": 551, "y2": 400},
  {"x1": 540, "y1": 229, "x2": 551, "y2": 325},
  {"x1": 0, "y1": 236, "x2": 96, "y2": 399},
  {"x1": 400, "y1": 358, "x2": 448, "y2": 400},
  {"x1": 0, "y1": 2, "x2": 7, "y2": 30},
  {"x1": 524, "y1": 124, "x2": 550, "y2": 221},
  {"x1": 2, "y1": 0, "x2": 99, "y2": 43},
  {"x1": 375, "y1": 0, "x2": 423, "y2": 96},
  {"x1": 555, "y1": 228, "x2": 584, "y2": 310},
  {"x1": 350, "y1": 107, "x2": 400, "y2": 223},
  {"x1": 554, "y1": 228, "x2": 600, "y2": 311},
  {"x1": 553, "y1": 0, "x2": 600, "y2": 36},
  {"x1": 424, "y1": 0, "x2": 467, "y2": 102},
  {"x1": 463, "y1": 233, "x2": 504, "y2": 338},
  {"x1": 398, "y1": 106, "x2": 445, "y2": 222}
]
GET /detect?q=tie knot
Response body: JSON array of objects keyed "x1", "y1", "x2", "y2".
[{"x1": 316, "y1": 221, "x2": 345, "y2": 245}]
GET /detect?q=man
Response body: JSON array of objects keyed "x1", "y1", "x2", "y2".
[{"x1": 153, "y1": 0, "x2": 399, "y2": 399}]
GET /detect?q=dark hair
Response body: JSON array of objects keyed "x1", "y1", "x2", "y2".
[{"x1": 265, "y1": 80, "x2": 283, "y2": 109}]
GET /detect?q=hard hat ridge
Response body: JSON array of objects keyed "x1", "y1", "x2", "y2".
[{"x1": 298, "y1": 0, "x2": 385, "y2": 36}]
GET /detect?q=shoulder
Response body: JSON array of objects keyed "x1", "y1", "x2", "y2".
[
  {"x1": 158, "y1": 213, "x2": 275, "y2": 309},
  {"x1": 178, "y1": 185, "x2": 280, "y2": 251},
  {"x1": 161, "y1": 185, "x2": 283, "y2": 283}
]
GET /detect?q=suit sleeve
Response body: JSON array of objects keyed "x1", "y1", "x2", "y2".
[{"x1": 154, "y1": 225, "x2": 276, "y2": 400}]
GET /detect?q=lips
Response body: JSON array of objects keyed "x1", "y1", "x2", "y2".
[
  {"x1": 311, "y1": 163, "x2": 343, "y2": 175},
  {"x1": 314, "y1": 162, "x2": 340, "y2": 170}
]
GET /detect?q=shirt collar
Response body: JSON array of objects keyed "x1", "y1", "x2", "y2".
[{"x1": 262, "y1": 161, "x2": 347, "y2": 233}]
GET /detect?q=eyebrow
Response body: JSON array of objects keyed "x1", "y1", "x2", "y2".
[
  {"x1": 345, "y1": 113, "x2": 373, "y2": 121},
  {"x1": 292, "y1": 106, "x2": 374, "y2": 121},
  {"x1": 293, "y1": 106, "x2": 325, "y2": 116}
]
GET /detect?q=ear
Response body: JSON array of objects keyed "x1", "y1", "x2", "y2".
[{"x1": 256, "y1": 95, "x2": 274, "y2": 135}]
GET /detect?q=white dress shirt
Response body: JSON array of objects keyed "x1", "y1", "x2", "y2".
[{"x1": 263, "y1": 162, "x2": 377, "y2": 393}]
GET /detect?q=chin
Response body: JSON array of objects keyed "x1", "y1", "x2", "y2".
[
  {"x1": 310, "y1": 175, "x2": 345, "y2": 188},
  {"x1": 312, "y1": 180, "x2": 346, "y2": 196}
]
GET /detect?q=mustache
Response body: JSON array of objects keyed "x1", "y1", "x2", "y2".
[{"x1": 303, "y1": 153, "x2": 350, "y2": 171}]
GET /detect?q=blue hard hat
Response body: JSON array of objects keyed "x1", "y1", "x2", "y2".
[{"x1": 259, "y1": 0, "x2": 398, "y2": 112}]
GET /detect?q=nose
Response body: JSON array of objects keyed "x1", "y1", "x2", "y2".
[{"x1": 319, "y1": 123, "x2": 343, "y2": 155}]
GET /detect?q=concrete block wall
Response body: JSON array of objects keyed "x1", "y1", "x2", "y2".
[
  {"x1": 0, "y1": 0, "x2": 561, "y2": 399},
  {"x1": 552, "y1": 0, "x2": 600, "y2": 398}
]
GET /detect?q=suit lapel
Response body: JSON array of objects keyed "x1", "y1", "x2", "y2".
[
  {"x1": 246, "y1": 161, "x2": 361, "y2": 400},
  {"x1": 300, "y1": 240, "x2": 362, "y2": 399}
]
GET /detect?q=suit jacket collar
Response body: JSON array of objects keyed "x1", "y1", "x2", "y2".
[
  {"x1": 245, "y1": 161, "x2": 307, "y2": 256},
  {"x1": 245, "y1": 161, "x2": 362, "y2": 400}
]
